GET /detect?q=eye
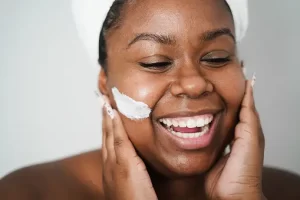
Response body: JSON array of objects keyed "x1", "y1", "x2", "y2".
[
  {"x1": 138, "y1": 55, "x2": 173, "y2": 71},
  {"x1": 139, "y1": 61, "x2": 172, "y2": 73},
  {"x1": 201, "y1": 51, "x2": 232, "y2": 68},
  {"x1": 139, "y1": 62, "x2": 172, "y2": 69}
]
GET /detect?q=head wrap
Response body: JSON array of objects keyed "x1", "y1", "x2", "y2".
[{"x1": 72, "y1": 0, "x2": 248, "y2": 69}]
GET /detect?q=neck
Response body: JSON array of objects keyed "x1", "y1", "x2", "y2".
[{"x1": 149, "y1": 168, "x2": 207, "y2": 200}]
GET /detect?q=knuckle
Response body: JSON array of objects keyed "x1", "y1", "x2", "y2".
[
  {"x1": 113, "y1": 167, "x2": 129, "y2": 180},
  {"x1": 114, "y1": 137, "x2": 124, "y2": 147},
  {"x1": 236, "y1": 123, "x2": 252, "y2": 138},
  {"x1": 102, "y1": 168, "x2": 113, "y2": 184},
  {"x1": 135, "y1": 160, "x2": 146, "y2": 171}
]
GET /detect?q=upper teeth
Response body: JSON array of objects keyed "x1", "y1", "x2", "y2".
[{"x1": 159, "y1": 115, "x2": 213, "y2": 128}]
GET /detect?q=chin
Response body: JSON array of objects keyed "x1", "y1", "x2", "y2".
[{"x1": 145, "y1": 150, "x2": 221, "y2": 178}]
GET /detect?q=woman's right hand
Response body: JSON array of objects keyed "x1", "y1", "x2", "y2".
[{"x1": 101, "y1": 96, "x2": 158, "y2": 200}]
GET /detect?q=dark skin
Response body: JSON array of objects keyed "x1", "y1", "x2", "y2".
[
  {"x1": 1, "y1": 151, "x2": 300, "y2": 200},
  {"x1": 1, "y1": 0, "x2": 300, "y2": 199}
]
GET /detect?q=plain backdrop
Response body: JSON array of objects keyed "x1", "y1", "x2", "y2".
[{"x1": 0, "y1": 0, "x2": 300, "y2": 177}]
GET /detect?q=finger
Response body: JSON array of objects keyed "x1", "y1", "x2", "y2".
[
  {"x1": 101, "y1": 102, "x2": 108, "y2": 163},
  {"x1": 222, "y1": 77, "x2": 258, "y2": 157},
  {"x1": 112, "y1": 110, "x2": 137, "y2": 164},
  {"x1": 231, "y1": 74, "x2": 264, "y2": 164},
  {"x1": 237, "y1": 74, "x2": 262, "y2": 141},
  {"x1": 235, "y1": 75, "x2": 263, "y2": 139},
  {"x1": 103, "y1": 96, "x2": 116, "y2": 162},
  {"x1": 239, "y1": 76, "x2": 257, "y2": 124}
]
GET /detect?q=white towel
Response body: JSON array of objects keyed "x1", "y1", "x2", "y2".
[
  {"x1": 226, "y1": 0, "x2": 249, "y2": 42},
  {"x1": 72, "y1": 0, "x2": 248, "y2": 70}
]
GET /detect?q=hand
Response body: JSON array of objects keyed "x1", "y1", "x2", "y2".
[
  {"x1": 101, "y1": 96, "x2": 158, "y2": 200},
  {"x1": 205, "y1": 77, "x2": 267, "y2": 200}
]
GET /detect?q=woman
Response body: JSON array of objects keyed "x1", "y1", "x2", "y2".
[{"x1": 1, "y1": 0, "x2": 300, "y2": 199}]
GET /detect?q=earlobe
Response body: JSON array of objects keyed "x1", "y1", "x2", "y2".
[{"x1": 98, "y1": 67, "x2": 109, "y2": 95}]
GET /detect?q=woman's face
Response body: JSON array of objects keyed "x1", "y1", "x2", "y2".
[{"x1": 100, "y1": 0, "x2": 245, "y2": 177}]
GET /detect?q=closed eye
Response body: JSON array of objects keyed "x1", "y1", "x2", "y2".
[
  {"x1": 201, "y1": 52, "x2": 232, "y2": 67},
  {"x1": 202, "y1": 57, "x2": 231, "y2": 63},
  {"x1": 139, "y1": 62, "x2": 172, "y2": 68}
]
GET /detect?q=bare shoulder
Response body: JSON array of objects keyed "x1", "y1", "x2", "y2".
[
  {"x1": 0, "y1": 150, "x2": 105, "y2": 200},
  {"x1": 1, "y1": 153, "x2": 300, "y2": 200},
  {"x1": 263, "y1": 166, "x2": 300, "y2": 200}
]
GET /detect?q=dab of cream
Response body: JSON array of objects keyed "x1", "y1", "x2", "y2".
[
  {"x1": 112, "y1": 87, "x2": 151, "y2": 120},
  {"x1": 223, "y1": 145, "x2": 231, "y2": 156}
]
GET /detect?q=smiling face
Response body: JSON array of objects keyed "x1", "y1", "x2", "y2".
[{"x1": 99, "y1": 0, "x2": 246, "y2": 177}]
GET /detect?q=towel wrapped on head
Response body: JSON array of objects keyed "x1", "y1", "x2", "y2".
[{"x1": 71, "y1": 0, "x2": 248, "y2": 69}]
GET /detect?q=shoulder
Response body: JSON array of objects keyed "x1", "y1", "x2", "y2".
[
  {"x1": 2, "y1": 154, "x2": 300, "y2": 200},
  {"x1": 0, "y1": 150, "x2": 105, "y2": 200},
  {"x1": 263, "y1": 166, "x2": 300, "y2": 200}
]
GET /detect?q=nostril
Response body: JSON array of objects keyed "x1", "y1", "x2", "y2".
[{"x1": 169, "y1": 75, "x2": 213, "y2": 99}]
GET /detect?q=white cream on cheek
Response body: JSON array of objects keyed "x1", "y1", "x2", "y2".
[{"x1": 112, "y1": 87, "x2": 152, "y2": 120}]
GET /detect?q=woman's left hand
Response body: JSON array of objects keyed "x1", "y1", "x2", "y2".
[{"x1": 205, "y1": 76, "x2": 267, "y2": 200}]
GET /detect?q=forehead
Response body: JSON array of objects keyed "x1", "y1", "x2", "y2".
[{"x1": 110, "y1": 0, "x2": 234, "y2": 40}]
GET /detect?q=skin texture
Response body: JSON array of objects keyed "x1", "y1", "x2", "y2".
[{"x1": 1, "y1": 0, "x2": 300, "y2": 199}]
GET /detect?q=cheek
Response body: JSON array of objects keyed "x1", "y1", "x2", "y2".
[
  {"x1": 210, "y1": 68, "x2": 245, "y2": 145},
  {"x1": 107, "y1": 65, "x2": 169, "y2": 111},
  {"x1": 106, "y1": 67, "x2": 168, "y2": 145},
  {"x1": 120, "y1": 116, "x2": 153, "y2": 145},
  {"x1": 212, "y1": 68, "x2": 245, "y2": 140},
  {"x1": 212, "y1": 68, "x2": 245, "y2": 108}
]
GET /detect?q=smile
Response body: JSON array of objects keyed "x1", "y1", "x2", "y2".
[
  {"x1": 159, "y1": 115, "x2": 213, "y2": 139},
  {"x1": 157, "y1": 111, "x2": 220, "y2": 150}
]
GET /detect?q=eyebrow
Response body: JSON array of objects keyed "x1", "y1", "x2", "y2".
[
  {"x1": 127, "y1": 33, "x2": 176, "y2": 48},
  {"x1": 127, "y1": 28, "x2": 235, "y2": 48},
  {"x1": 201, "y1": 28, "x2": 235, "y2": 43}
]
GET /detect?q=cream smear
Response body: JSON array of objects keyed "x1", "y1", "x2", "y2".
[{"x1": 112, "y1": 87, "x2": 151, "y2": 120}]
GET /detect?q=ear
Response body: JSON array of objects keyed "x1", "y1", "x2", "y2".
[{"x1": 98, "y1": 68, "x2": 109, "y2": 95}]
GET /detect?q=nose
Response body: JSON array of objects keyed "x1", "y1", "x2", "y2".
[{"x1": 170, "y1": 64, "x2": 213, "y2": 99}]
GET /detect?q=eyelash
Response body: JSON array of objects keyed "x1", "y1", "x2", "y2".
[
  {"x1": 201, "y1": 57, "x2": 231, "y2": 63},
  {"x1": 201, "y1": 57, "x2": 232, "y2": 67},
  {"x1": 139, "y1": 62, "x2": 172, "y2": 68},
  {"x1": 139, "y1": 57, "x2": 231, "y2": 69}
]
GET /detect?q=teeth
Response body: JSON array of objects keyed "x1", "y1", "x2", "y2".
[
  {"x1": 187, "y1": 119, "x2": 196, "y2": 128},
  {"x1": 179, "y1": 121, "x2": 186, "y2": 127},
  {"x1": 205, "y1": 117, "x2": 209, "y2": 125},
  {"x1": 160, "y1": 115, "x2": 214, "y2": 128},
  {"x1": 170, "y1": 125, "x2": 209, "y2": 139},
  {"x1": 172, "y1": 119, "x2": 179, "y2": 127},
  {"x1": 196, "y1": 118, "x2": 204, "y2": 127},
  {"x1": 166, "y1": 119, "x2": 172, "y2": 127}
]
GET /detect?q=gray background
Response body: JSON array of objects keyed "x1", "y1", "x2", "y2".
[{"x1": 0, "y1": 0, "x2": 299, "y2": 177}]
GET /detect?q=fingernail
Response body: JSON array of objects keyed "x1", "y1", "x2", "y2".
[
  {"x1": 251, "y1": 72, "x2": 256, "y2": 88},
  {"x1": 243, "y1": 67, "x2": 247, "y2": 76},
  {"x1": 102, "y1": 96, "x2": 114, "y2": 119},
  {"x1": 105, "y1": 104, "x2": 114, "y2": 119},
  {"x1": 95, "y1": 90, "x2": 114, "y2": 119},
  {"x1": 95, "y1": 90, "x2": 105, "y2": 108}
]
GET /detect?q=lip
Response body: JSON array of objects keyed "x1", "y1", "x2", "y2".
[{"x1": 156, "y1": 112, "x2": 221, "y2": 150}]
